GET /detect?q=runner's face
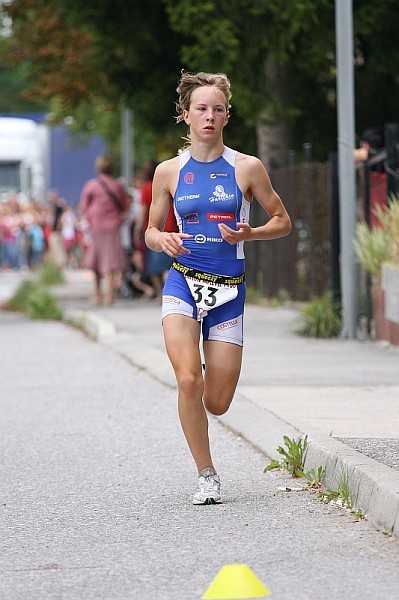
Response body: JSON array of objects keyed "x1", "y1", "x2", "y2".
[{"x1": 183, "y1": 86, "x2": 229, "y2": 140}]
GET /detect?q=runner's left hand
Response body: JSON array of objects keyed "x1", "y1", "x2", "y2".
[{"x1": 218, "y1": 222, "x2": 252, "y2": 244}]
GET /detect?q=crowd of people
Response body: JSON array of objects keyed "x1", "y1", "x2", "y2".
[
  {"x1": 0, "y1": 159, "x2": 173, "y2": 305},
  {"x1": 0, "y1": 190, "x2": 90, "y2": 272},
  {"x1": 77, "y1": 155, "x2": 174, "y2": 305}
]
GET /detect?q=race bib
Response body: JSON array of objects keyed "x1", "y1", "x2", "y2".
[{"x1": 185, "y1": 276, "x2": 238, "y2": 320}]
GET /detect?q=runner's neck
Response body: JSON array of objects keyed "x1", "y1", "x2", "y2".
[{"x1": 189, "y1": 142, "x2": 225, "y2": 164}]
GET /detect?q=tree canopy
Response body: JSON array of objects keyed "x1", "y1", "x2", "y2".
[{"x1": 1, "y1": 0, "x2": 399, "y2": 163}]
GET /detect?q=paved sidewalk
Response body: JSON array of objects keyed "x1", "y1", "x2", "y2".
[{"x1": 2, "y1": 268, "x2": 399, "y2": 537}]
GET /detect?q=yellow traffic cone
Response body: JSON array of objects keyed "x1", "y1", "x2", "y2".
[{"x1": 201, "y1": 564, "x2": 271, "y2": 599}]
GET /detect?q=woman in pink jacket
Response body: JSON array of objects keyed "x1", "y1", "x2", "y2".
[{"x1": 79, "y1": 155, "x2": 129, "y2": 305}]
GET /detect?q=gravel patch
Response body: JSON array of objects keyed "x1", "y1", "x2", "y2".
[{"x1": 336, "y1": 437, "x2": 399, "y2": 472}]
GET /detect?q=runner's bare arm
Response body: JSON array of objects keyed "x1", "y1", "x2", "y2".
[{"x1": 218, "y1": 155, "x2": 291, "y2": 245}]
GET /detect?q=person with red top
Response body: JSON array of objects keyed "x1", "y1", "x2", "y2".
[
  {"x1": 354, "y1": 126, "x2": 386, "y2": 228},
  {"x1": 79, "y1": 155, "x2": 129, "y2": 306},
  {"x1": 135, "y1": 160, "x2": 178, "y2": 299}
]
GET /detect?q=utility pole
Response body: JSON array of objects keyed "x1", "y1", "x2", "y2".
[
  {"x1": 121, "y1": 107, "x2": 133, "y2": 187},
  {"x1": 335, "y1": 0, "x2": 358, "y2": 338}
]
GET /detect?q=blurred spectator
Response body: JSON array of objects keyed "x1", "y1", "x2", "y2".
[
  {"x1": 135, "y1": 160, "x2": 178, "y2": 300},
  {"x1": 354, "y1": 126, "x2": 386, "y2": 228},
  {"x1": 47, "y1": 189, "x2": 67, "y2": 267},
  {"x1": 28, "y1": 212, "x2": 45, "y2": 269},
  {"x1": 60, "y1": 204, "x2": 78, "y2": 268},
  {"x1": 0, "y1": 195, "x2": 24, "y2": 269},
  {"x1": 0, "y1": 201, "x2": 17, "y2": 269},
  {"x1": 126, "y1": 170, "x2": 155, "y2": 299},
  {"x1": 79, "y1": 154, "x2": 129, "y2": 306},
  {"x1": 354, "y1": 126, "x2": 385, "y2": 167},
  {"x1": 74, "y1": 216, "x2": 91, "y2": 268},
  {"x1": 48, "y1": 188, "x2": 66, "y2": 232},
  {"x1": 0, "y1": 195, "x2": 47, "y2": 270}
]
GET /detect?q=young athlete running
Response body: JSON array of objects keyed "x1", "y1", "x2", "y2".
[{"x1": 145, "y1": 71, "x2": 291, "y2": 505}]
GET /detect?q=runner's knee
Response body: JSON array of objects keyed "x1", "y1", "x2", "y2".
[
  {"x1": 177, "y1": 371, "x2": 204, "y2": 400},
  {"x1": 204, "y1": 394, "x2": 233, "y2": 416}
]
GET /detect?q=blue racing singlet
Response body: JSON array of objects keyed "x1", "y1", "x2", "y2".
[{"x1": 173, "y1": 146, "x2": 251, "y2": 277}]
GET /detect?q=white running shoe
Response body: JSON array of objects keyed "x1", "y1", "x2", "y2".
[{"x1": 193, "y1": 468, "x2": 221, "y2": 505}]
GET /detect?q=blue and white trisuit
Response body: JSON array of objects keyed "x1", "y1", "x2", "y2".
[{"x1": 162, "y1": 146, "x2": 251, "y2": 346}]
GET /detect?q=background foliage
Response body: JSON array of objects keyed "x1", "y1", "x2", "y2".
[{"x1": 1, "y1": 0, "x2": 399, "y2": 164}]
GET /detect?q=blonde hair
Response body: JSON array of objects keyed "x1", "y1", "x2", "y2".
[
  {"x1": 175, "y1": 71, "x2": 232, "y2": 151},
  {"x1": 176, "y1": 71, "x2": 232, "y2": 124}
]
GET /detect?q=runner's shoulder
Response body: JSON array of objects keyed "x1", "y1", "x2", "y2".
[
  {"x1": 235, "y1": 151, "x2": 263, "y2": 170},
  {"x1": 153, "y1": 157, "x2": 180, "y2": 193},
  {"x1": 235, "y1": 152, "x2": 267, "y2": 189},
  {"x1": 155, "y1": 156, "x2": 180, "y2": 178}
]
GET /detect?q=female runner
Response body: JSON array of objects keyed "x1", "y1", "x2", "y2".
[{"x1": 145, "y1": 71, "x2": 291, "y2": 505}]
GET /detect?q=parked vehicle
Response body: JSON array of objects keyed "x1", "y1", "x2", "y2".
[{"x1": 0, "y1": 115, "x2": 106, "y2": 205}]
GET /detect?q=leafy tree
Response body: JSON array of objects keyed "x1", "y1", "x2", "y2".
[
  {"x1": 0, "y1": 15, "x2": 46, "y2": 113},
  {"x1": 2, "y1": 0, "x2": 399, "y2": 163},
  {"x1": 0, "y1": 56, "x2": 46, "y2": 113},
  {"x1": 354, "y1": 0, "x2": 399, "y2": 137},
  {"x1": 165, "y1": 0, "x2": 332, "y2": 164},
  {"x1": 289, "y1": 0, "x2": 399, "y2": 155},
  {"x1": 164, "y1": 0, "x2": 325, "y2": 122},
  {"x1": 2, "y1": 0, "x2": 187, "y2": 160},
  {"x1": 2, "y1": 0, "x2": 327, "y2": 157}
]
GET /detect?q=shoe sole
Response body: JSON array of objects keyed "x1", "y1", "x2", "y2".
[{"x1": 193, "y1": 496, "x2": 222, "y2": 505}]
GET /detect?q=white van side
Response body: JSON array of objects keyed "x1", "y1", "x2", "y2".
[{"x1": 0, "y1": 117, "x2": 46, "y2": 201}]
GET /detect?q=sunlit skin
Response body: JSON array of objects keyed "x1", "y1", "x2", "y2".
[{"x1": 145, "y1": 84, "x2": 291, "y2": 476}]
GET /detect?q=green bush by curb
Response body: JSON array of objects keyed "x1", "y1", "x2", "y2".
[
  {"x1": 5, "y1": 279, "x2": 63, "y2": 321},
  {"x1": 39, "y1": 261, "x2": 65, "y2": 285},
  {"x1": 297, "y1": 292, "x2": 341, "y2": 338}
]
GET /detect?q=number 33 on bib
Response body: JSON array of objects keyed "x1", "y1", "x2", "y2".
[{"x1": 185, "y1": 276, "x2": 238, "y2": 321}]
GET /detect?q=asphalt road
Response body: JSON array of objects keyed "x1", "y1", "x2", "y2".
[{"x1": 1, "y1": 310, "x2": 399, "y2": 600}]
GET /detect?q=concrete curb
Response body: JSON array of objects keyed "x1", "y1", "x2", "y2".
[
  {"x1": 304, "y1": 433, "x2": 399, "y2": 537},
  {"x1": 63, "y1": 308, "x2": 399, "y2": 538},
  {"x1": 223, "y1": 400, "x2": 399, "y2": 537},
  {"x1": 63, "y1": 308, "x2": 117, "y2": 341}
]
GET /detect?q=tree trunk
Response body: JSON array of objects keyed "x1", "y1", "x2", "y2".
[{"x1": 256, "y1": 55, "x2": 292, "y2": 169}]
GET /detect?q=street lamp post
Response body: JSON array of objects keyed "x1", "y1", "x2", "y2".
[
  {"x1": 335, "y1": 0, "x2": 358, "y2": 339},
  {"x1": 121, "y1": 107, "x2": 133, "y2": 187}
]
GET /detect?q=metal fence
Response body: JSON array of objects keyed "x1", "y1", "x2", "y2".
[
  {"x1": 245, "y1": 124, "x2": 397, "y2": 307},
  {"x1": 245, "y1": 161, "x2": 332, "y2": 301}
]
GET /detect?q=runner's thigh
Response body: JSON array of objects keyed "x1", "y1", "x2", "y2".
[
  {"x1": 162, "y1": 313, "x2": 202, "y2": 376},
  {"x1": 203, "y1": 339, "x2": 242, "y2": 415},
  {"x1": 202, "y1": 282, "x2": 245, "y2": 346}
]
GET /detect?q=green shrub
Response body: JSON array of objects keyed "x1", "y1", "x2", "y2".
[
  {"x1": 246, "y1": 286, "x2": 264, "y2": 304},
  {"x1": 39, "y1": 261, "x2": 65, "y2": 285},
  {"x1": 354, "y1": 222, "x2": 389, "y2": 280},
  {"x1": 5, "y1": 279, "x2": 62, "y2": 321},
  {"x1": 297, "y1": 291, "x2": 341, "y2": 338},
  {"x1": 377, "y1": 195, "x2": 399, "y2": 266},
  {"x1": 264, "y1": 435, "x2": 308, "y2": 478},
  {"x1": 26, "y1": 287, "x2": 62, "y2": 320},
  {"x1": 6, "y1": 280, "x2": 38, "y2": 313},
  {"x1": 270, "y1": 289, "x2": 292, "y2": 307},
  {"x1": 354, "y1": 195, "x2": 399, "y2": 281}
]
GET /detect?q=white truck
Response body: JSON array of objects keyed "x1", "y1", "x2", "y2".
[
  {"x1": 0, "y1": 116, "x2": 47, "y2": 201},
  {"x1": 0, "y1": 115, "x2": 105, "y2": 205}
]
